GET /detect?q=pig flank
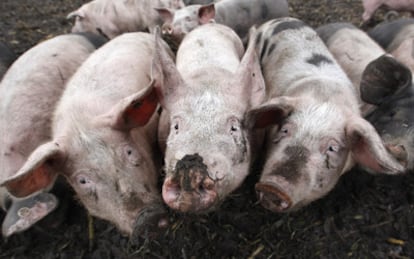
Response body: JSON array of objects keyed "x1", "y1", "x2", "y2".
[
  {"x1": 251, "y1": 18, "x2": 404, "y2": 213},
  {"x1": 152, "y1": 23, "x2": 266, "y2": 213},
  {"x1": 362, "y1": 0, "x2": 414, "y2": 21},
  {"x1": 67, "y1": 0, "x2": 185, "y2": 39},
  {"x1": 157, "y1": 0, "x2": 289, "y2": 46},
  {"x1": 1, "y1": 33, "x2": 172, "y2": 236}
]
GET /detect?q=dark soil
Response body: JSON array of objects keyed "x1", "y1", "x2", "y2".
[{"x1": 1, "y1": 0, "x2": 414, "y2": 258}]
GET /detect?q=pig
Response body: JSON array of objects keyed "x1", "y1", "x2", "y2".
[
  {"x1": 183, "y1": 0, "x2": 218, "y2": 5},
  {"x1": 151, "y1": 23, "x2": 266, "y2": 213},
  {"x1": 368, "y1": 18, "x2": 414, "y2": 71},
  {"x1": 249, "y1": 17, "x2": 405, "y2": 213},
  {"x1": 67, "y1": 0, "x2": 185, "y2": 39},
  {"x1": 317, "y1": 23, "x2": 414, "y2": 172},
  {"x1": 362, "y1": 0, "x2": 414, "y2": 22},
  {"x1": 0, "y1": 42, "x2": 16, "y2": 80},
  {"x1": 1, "y1": 32, "x2": 173, "y2": 237},
  {"x1": 156, "y1": 0, "x2": 289, "y2": 48},
  {"x1": 0, "y1": 33, "x2": 107, "y2": 237}
]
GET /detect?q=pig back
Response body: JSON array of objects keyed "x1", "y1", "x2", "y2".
[
  {"x1": 0, "y1": 33, "x2": 104, "y2": 182},
  {"x1": 176, "y1": 23, "x2": 244, "y2": 77}
]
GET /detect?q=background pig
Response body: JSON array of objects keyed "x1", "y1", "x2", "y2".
[
  {"x1": 0, "y1": 33, "x2": 106, "y2": 237},
  {"x1": 250, "y1": 17, "x2": 404, "y2": 213},
  {"x1": 0, "y1": 42, "x2": 16, "y2": 80},
  {"x1": 156, "y1": 0, "x2": 289, "y2": 48},
  {"x1": 152, "y1": 23, "x2": 266, "y2": 213},
  {"x1": 67, "y1": 0, "x2": 185, "y2": 39},
  {"x1": 362, "y1": 0, "x2": 414, "y2": 21},
  {"x1": 318, "y1": 23, "x2": 414, "y2": 172},
  {"x1": 1, "y1": 32, "x2": 172, "y2": 237},
  {"x1": 368, "y1": 18, "x2": 414, "y2": 71}
]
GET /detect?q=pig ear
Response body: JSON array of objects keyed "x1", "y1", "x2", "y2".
[
  {"x1": 104, "y1": 82, "x2": 159, "y2": 130},
  {"x1": 198, "y1": 4, "x2": 216, "y2": 24},
  {"x1": 1, "y1": 141, "x2": 64, "y2": 198},
  {"x1": 67, "y1": 10, "x2": 85, "y2": 20},
  {"x1": 154, "y1": 8, "x2": 174, "y2": 23},
  {"x1": 246, "y1": 96, "x2": 297, "y2": 129},
  {"x1": 235, "y1": 27, "x2": 266, "y2": 108},
  {"x1": 151, "y1": 27, "x2": 185, "y2": 110},
  {"x1": 346, "y1": 116, "x2": 406, "y2": 175},
  {"x1": 360, "y1": 54, "x2": 412, "y2": 105}
]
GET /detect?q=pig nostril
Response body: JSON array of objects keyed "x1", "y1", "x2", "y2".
[{"x1": 255, "y1": 183, "x2": 292, "y2": 212}]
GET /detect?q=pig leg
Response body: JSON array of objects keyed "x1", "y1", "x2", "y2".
[{"x1": 2, "y1": 192, "x2": 58, "y2": 237}]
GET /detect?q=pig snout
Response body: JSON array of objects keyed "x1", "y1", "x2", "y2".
[
  {"x1": 131, "y1": 203, "x2": 169, "y2": 241},
  {"x1": 161, "y1": 23, "x2": 174, "y2": 35},
  {"x1": 162, "y1": 154, "x2": 218, "y2": 213},
  {"x1": 255, "y1": 182, "x2": 292, "y2": 213}
]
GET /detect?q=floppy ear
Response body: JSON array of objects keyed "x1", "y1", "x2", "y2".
[
  {"x1": 198, "y1": 4, "x2": 216, "y2": 24},
  {"x1": 102, "y1": 82, "x2": 159, "y2": 130},
  {"x1": 346, "y1": 116, "x2": 406, "y2": 174},
  {"x1": 246, "y1": 96, "x2": 297, "y2": 129},
  {"x1": 151, "y1": 27, "x2": 185, "y2": 110},
  {"x1": 1, "y1": 141, "x2": 65, "y2": 197},
  {"x1": 233, "y1": 27, "x2": 266, "y2": 108},
  {"x1": 360, "y1": 54, "x2": 412, "y2": 105}
]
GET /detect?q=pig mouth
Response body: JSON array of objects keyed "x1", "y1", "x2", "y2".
[
  {"x1": 130, "y1": 203, "x2": 169, "y2": 243},
  {"x1": 162, "y1": 154, "x2": 218, "y2": 213},
  {"x1": 255, "y1": 182, "x2": 292, "y2": 213}
]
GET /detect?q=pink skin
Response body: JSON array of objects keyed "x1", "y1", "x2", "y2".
[
  {"x1": 67, "y1": 0, "x2": 185, "y2": 39},
  {"x1": 152, "y1": 24, "x2": 266, "y2": 213},
  {"x1": 251, "y1": 18, "x2": 405, "y2": 213},
  {"x1": 1, "y1": 33, "x2": 173, "y2": 236},
  {"x1": 362, "y1": 0, "x2": 414, "y2": 21}
]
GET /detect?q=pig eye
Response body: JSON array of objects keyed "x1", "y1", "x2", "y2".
[
  {"x1": 388, "y1": 110, "x2": 396, "y2": 118},
  {"x1": 185, "y1": 16, "x2": 191, "y2": 22},
  {"x1": 273, "y1": 124, "x2": 290, "y2": 144},
  {"x1": 74, "y1": 174, "x2": 94, "y2": 188},
  {"x1": 123, "y1": 146, "x2": 142, "y2": 167}
]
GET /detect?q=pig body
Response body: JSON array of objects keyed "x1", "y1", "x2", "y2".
[
  {"x1": 67, "y1": 0, "x2": 185, "y2": 39},
  {"x1": 362, "y1": 0, "x2": 414, "y2": 21},
  {"x1": 250, "y1": 18, "x2": 404, "y2": 213},
  {"x1": 157, "y1": 0, "x2": 289, "y2": 47},
  {"x1": 318, "y1": 23, "x2": 414, "y2": 172},
  {"x1": 152, "y1": 23, "x2": 266, "y2": 213},
  {"x1": 0, "y1": 42, "x2": 16, "y2": 80},
  {"x1": 368, "y1": 18, "x2": 414, "y2": 71},
  {"x1": 1, "y1": 32, "x2": 173, "y2": 237},
  {"x1": 0, "y1": 33, "x2": 106, "y2": 236}
]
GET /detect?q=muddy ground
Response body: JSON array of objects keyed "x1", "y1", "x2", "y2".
[{"x1": 1, "y1": 0, "x2": 414, "y2": 258}]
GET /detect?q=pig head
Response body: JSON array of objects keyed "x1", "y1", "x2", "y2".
[
  {"x1": 250, "y1": 18, "x2": 405, "y2": 213},
  {"x1": 362, "y1": 0, "x2": 414, "y2": 22},
  {"x1": 360, "y1": 55, "x2": 414, "y2": 171},
  {"x1": 152, "y1": 24, "x2": 266, "y2": 213},
  {"x1": 1, "y1": 33, "x2": 172, "y2": 237}
]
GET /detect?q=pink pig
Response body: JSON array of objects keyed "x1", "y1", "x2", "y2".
[{"x1": 362, "y1": 0, "x2": 414, "y2": 21}]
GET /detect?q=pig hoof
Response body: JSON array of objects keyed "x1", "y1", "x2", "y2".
[
  {"x1": 2, "y1": 192, "x2": 58, "y2": 237},
  {"x1": 255, "y1": 182, "x2": 292, "y2": 213}
]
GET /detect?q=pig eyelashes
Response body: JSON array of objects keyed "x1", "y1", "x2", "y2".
[{"x1": 272, "y1": 124, "x2": 291, "y2": 144}]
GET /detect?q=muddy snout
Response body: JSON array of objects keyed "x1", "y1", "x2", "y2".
[
  {"x1": 255, "y1": 182, "x2": 292, "y2": 213},
  {"x1": 162, "y1": 154, "x2": 217, "y2": 213},
  {"x1": 131, "y1": 203, "x2": 169, "y2": 242}
]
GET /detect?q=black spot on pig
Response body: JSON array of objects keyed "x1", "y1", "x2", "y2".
[
  {"x1": 255, "y1": 31, "x2": 263, "y2": 46},
  {"x1": 306, "y1": 53, "x2": 333, "y2": 67},
  {"x1": 260, "y1": 38, "x2": 269, "y2": 62},
  {"x1": 316, "y1": 22, "x2": 355, "y2": 44},
  {"x1": 271, "y1": 20, "x2": 306, "y2": 37},
  {"x1": 267, "y1": 43, "x2": 276, "y2": 57},
  {"x1": 270, "y1": 145, "x2": 310, "y2": 183}
]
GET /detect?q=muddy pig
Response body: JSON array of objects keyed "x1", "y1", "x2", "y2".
[
  {"x1": 156, "y1": 0, "x2": 289, "y2": 48},
  {"x1": 318, "y1": 23, "x2": 414, "y2": 172},
  {"x1": 362, "y1": 0, "x2": 414, "y2": 21},
  {"x1": 152, "y1": 23, "x2": 266, "y2": 213},
  {"x1": 0, "y1": 42, "x2": 16, "y2": 80},
  {"x1": 0, "y1": 33, "x2": 106, "y2": 237},
  {"x1": 1, "y1": 32, "x2": 173, "y2": 237},
  {"x1": 67, "y1": 0, "x2": 185, "y2": 39},
  {"x1": 249, "y1": 17, "x2": 405, "y2": 213},
  {"x1": 368, "y1": 18, "x2": 414, "y2": 71}
]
